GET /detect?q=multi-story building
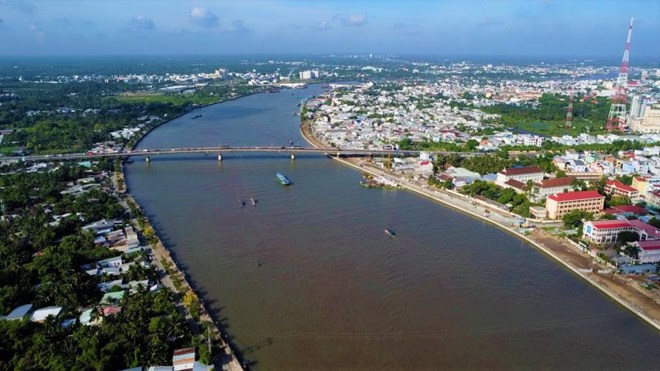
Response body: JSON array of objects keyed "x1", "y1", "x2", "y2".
[
  {"x1": 630, "y1": 95, "x2": 643, "y2": 119},
  {"x1": 495, "y1": 166, "x2": 544, "y2": 187},
  {"x1": 531, "y1": 177, "x2": 576, "y2": 202},
  {"x1": 605, "y1": 180, "x2": 640, "y2": 199},
  {"x1": 545, "y1": 190, "x2": 605, "y2": 220},
  {"x1": 632, "y1": 105, "x2": 660, "y2": 133},
  {"x1": 632, "y1": 176, "x2": 648, "y2": 196},
  {"x1": 633, "y1": 240, "x2": 660, "y2": 263},
  {"x1": 648, "y1": 190, "x2": 660, "y2": 208},
  {"x1": 583, "y1": 219, "x2": 660, "y2": 244}
]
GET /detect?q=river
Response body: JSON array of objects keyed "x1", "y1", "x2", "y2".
[{"x1": 125, "y1": 85, "x2": 660, "y2": 370}]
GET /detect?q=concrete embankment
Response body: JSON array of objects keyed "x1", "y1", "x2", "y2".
[{"x1": 300, "y1": 120, "x2": 660, "y2": 332}]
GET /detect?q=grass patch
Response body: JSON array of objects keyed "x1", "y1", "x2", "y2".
[{"x1": 510, "y1": 119, "x2": 607, "y2": 137}]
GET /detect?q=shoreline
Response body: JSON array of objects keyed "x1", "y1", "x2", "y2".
[
  {"x1": 121, "y1": 92, "x2": 262, "y2": 370},
  {"x1": 300, "y1": 119, "x2": 660, "y2": 332}
]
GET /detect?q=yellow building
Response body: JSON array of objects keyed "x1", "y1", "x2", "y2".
[
  {"x1": 632, "y1": 176, "x2": 648, "y2": 196},
  {"x1": 545, "y1": 190, "x2": 605, "y2": 220}
]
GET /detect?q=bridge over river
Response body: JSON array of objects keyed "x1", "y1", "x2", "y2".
[{"x1": 2, "y1": 146, "x2": 486, "y2": 162}]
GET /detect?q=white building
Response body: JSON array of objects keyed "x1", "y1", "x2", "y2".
[
  {"x1": 495, "y1": 166, "x2": 544, "y2": 187},
  {"x1": 634, "y1": 240, "x2": 660, "y2": 263}
]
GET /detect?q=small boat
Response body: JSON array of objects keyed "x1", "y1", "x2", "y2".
[
  {"x1": 385, "y1": 228, "x2": 396, "y2": 237},
  {"x1": 240, "y1": 200, "x2": 246, "y2": 207},
  {"x1": 251, "y1": 198, "x2": 258, "y2": 206},
  {"x1": 191, "y1": 114, "x2": 202, "y2": 120},
  {"x1": 276, "y1": 172, "x2": 291, "y2": 186}
]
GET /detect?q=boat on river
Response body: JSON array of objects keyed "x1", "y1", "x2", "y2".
[
  {"x1": 251, "y1": 198, "x2": 258, "y2": 206},
  {"x1": 276, "y1": 172, "x2": 291, "y2": 186},
  {"x1": 385, "y1": 228, "x2": 396, "y2": 237}
]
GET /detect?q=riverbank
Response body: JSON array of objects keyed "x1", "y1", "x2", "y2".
[
  {"x1": 119, "y1": 92, "x2": 265, "y2": 370},
  {"x1": 300, "y1": 119, "x2": 660, "y2": 332},
  {"x1": 119, "y1": 165, "x2": 245, "y2": 370}
]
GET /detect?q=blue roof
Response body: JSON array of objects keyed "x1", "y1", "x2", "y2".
[
  {"x1": 621, "y1": 264, "x2": 656, "y2": 274},
  {"x1": 2, "y1": 304, "x2": 33, "y2": 320}
]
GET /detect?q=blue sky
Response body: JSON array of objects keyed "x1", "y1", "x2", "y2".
[{"x1": 0, "y1": 0, "x2": 658, "y2": 58}]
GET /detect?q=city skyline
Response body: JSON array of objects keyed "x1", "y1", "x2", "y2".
[{"x1": 0, "y1": 0, "x2": 659, "y2": 58}]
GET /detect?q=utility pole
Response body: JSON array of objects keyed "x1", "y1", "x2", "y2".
[{"x1": 606, "y1": 17, "x2": 633, "y2": 132}]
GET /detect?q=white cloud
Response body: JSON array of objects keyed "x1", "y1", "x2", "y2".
[
  {"x1": 343, "y1": 14, "x2": 366, "y2": 27},
  {"x1": 129, "y1": 16, "x2": 155, "y2": 31},
  {"x1": 190, "y1": 7, "x2": 219, "y2": 28}
]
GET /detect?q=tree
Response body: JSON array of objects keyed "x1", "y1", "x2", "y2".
[
  {"x1": 623, "y1": 243, "x2": 640, "y2": 259},
  {"x1": 648, "y1": 217, "x2": 660, "y2": 228},
  {"x1": 608, "y1": 195, "x2": 631, "y2": 207},
  {"x1": 617, "y1": 231, "x2": 640, "y2": 244},
  {"x1": 562, "y1": 210, "x2": 593, "y2": 229},
  {"x1": 599, "y1": 213, "x2": 617, "y2": 220}
]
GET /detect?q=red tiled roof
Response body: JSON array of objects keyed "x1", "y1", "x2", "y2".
[
  {"x1": 589, "y1": 220, "x2": 632, "y2": 229},
  {"x1": 173, "y1": 347, "x2": 196, "y2": 356},
  {"x1": 102, "y1": 306, "x2": 121, "y2": 316},
  {"x1": 638, "y1": 240, "x2": 660, "y2": 251},
  {"x1": 627, "y1": 220, "x2": 660, "y2": 239},
  {"x1": 537, "y1": 177, "x2": 575, "y2": 188},
  {"x1": 602, "y1": 205, "x2": 648, "y2": 215},
  {"x1": 548, "y1": 190, "x2": 604, "y2": 202},
  {"x1": 505, "y1": 179, "x2": 526, "y2": 190},
  {"x1": 606, "y1": 180, "x2": 638, "y2": 193},
  {"x1": 500, "y1": 166, "x2": 543, "y2": 176}
]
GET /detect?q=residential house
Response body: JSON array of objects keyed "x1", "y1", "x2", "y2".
[
  {"x1": 30, "y1": 306, "x2": 63, "y2": 323},
  {"x1": 0, "y1": 304, "x2": 33, "y2": 321}
]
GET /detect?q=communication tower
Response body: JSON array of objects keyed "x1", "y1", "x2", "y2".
[{"x1": 606, "y1": 18, "x2": 633, "y2": 132}]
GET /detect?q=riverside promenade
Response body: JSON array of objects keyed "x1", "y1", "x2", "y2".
[{"x1": 301, "y1": 120, "x2": 660, "y2": 332}]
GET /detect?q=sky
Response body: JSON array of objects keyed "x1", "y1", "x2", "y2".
[{"x1": 0, "y1": 0, "x2": 658, "y2": 59}]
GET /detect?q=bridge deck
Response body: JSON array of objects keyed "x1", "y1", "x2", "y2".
[{"x1": 2, "y1": 146, "x2": 485, "y2": 162}]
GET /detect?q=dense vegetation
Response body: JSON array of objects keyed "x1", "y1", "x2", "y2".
[
  {"x1": 0, "y1": 164, "x2": 191, "y2": 369},
  {"x1": 431, "y1": 152, "x2": 557, "y2": 175},
  {"x1": 460, "y1": 180, "x2": 533, "y2": 217},
  {"x1": 0, "y1": 80, "x2": 263, "y2": 154},
  {"x1": 0, "y1": 288, "x2": 190, "y2": 369}
]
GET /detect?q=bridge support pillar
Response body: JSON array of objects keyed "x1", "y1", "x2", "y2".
[
  {"x1": 145, "y1": 156, "x2": 151, "y2": 163},
  {"x1": 217, "y1": 154, "x2": 223, "y2": 161},
  {"x1": 290, "y1": 153, "x2": 295, "y2": 161}
]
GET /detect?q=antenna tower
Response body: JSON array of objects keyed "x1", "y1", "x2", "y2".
[{"x1": 606, "y1": 17, "x2": 633, "y2": 132}]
